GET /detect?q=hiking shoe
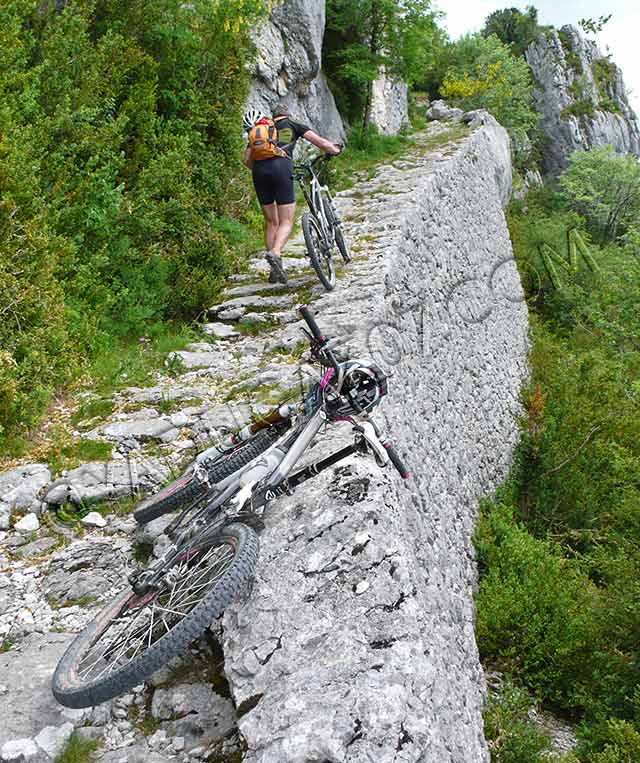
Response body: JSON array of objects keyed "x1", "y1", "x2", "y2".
[{"x1": 265, "y1": 251, "x2": 287, "y2": 284}]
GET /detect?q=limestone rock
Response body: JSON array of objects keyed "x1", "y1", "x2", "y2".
[
  {"x1": 80, "y1": 511, "x2": 107, "y2": 528},
  {"x1": 427, "y1": 99, "x2": 464, "y2": 122},
  {"x1": 44, "y1": 538, "x2": 131, "y2": 605},
  {"x1": 368, "y1": 67, "x2": 409, "y2": 135},
  {"x1": 33, "y1": 723, "x2": 74, "y2": 759},
  {"x1": 0, "y1": 464, "x2": 50, "y2": 529},
  {"x1": 98, "y1": 417, "x2": 180, "y2": 443},
  {"x1": 45, "y1": 459, "x2": 170, "y2": 506},
  {"x1": 0, "y1": 633, "x2": 77, "y2": 748},
  {"x1": 0, "y1": 739, "x2": 43, "y2": 763},
  {"x1": 151, "y1": 681, "x2": 236, "y2": 746},
  {"x1": 136, "y1": 514, "x2": 175, "y2": 545},
  {"x1": 200, "y1": 322, "x2": 240, "y2": 340},
  {"x1": 526, "y1": 25, "x2": 640, "y2": 173},
  {"x1": 14, "y1": 514, "x2": 40, "y2": 534},
  {"x1": 248, "y1": 0, "x2": 344, "y2": 140}
]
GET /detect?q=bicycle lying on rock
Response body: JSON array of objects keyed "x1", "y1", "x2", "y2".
[
  {"x1": 52, "y1": 307, "x2": 410, "y2": 708},
  {"x1": 294, "y1": 152, "x2": 351, "y2": 291}
]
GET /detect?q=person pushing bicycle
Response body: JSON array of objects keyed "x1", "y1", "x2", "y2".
[{"x1": 242, "y1": 102, "x2": 342, "y2": 284}]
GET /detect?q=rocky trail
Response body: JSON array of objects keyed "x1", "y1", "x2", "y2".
[
  {"x1": 0, "y1": 121, "x2": 472, "y2": 763},
  {"x1": 0, "y1": 113, "x2": 533, "y2": 763}
]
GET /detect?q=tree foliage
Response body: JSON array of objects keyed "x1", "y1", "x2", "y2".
[
  {"x1": 482, "y1": 6, "x2": 546, "y2": 57},
  {"x1": 440, "y1": 34, "x2": 538, "y2": 147},
  {"x1": 0, "y1": 0, "x2": 261, "y2": 445},
  {"x1": 324, "y1": 0, "x2": 444, "y2": 124},
  {"x1": 558, "y1": 145, "x2": 640, "y2": 242},
  {"x1": 579, "y1": 15, "x2": 613, "y2": 36}
]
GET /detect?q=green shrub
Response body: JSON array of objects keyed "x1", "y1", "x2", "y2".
[
  {"x1": 583, "y1": 720, "x2": 640, "y2": 763},
  {"x1": 0, "y1": 0, "x2": 263, "y2": 446},
  {"x1": 484, "y1": 678, "x2": 552, "y2": 763},
  {"x1": 54, "y1": 731, "x2": 100, "y2": 763},
  {"x1": 439, "y1": 33, "x2": 538, "y2": 154},
  {"x1": 475, "y1": 500, "x2": 603, "y2": 708},
  {"x1": 558, "y1": 146, "x2": 640, "y2": 242}
]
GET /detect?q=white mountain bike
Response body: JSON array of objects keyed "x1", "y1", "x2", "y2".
[
  {"x1": 294, "y1": 153, "x2": 351, "y2": 290},
  {"x1": 52, "y1": 307, "x2": 409, "y2": 708}
]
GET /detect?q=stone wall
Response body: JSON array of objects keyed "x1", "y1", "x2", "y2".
[
  {"x1": 221, "y1": 113, "x2": 529, "y2": 762},
  {"x1": 0, "y1": 116, "x2": 528, "y2": 763},
  {"x1": 526, "y1": 25, "x2": 640, "y2": 174}
]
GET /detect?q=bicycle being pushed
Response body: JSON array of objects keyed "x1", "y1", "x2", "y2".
[
  {"x1": 294, "y1": 152, "x2": 351, "y2": 291},
  {"x1": 52, "y1": 307, "x2": 410, "y2": 708}
]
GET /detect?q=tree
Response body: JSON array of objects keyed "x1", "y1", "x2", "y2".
[
  {"x1": 579, "y1": 14, "x2": 613, "y2": 36},
  {"x1": 439, "y1": 34, "x2": 538, "y2": 146},
  {"x1": 482, "y1": 6, "x2": 545, "y2": 57},
  {"x1": 324, "y1": 0, "x2": 442, "y2": 127},
  {"x1": 0, "y1": 0, "x2": 263, "y2": 444},
  {"x1": 558, "y1": 145, "x2": 640, "y2": 242}
]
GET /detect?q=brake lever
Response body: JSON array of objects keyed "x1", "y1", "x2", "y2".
[{"x1": 352, "y1": 422, "x2": 389, "y2": 467}]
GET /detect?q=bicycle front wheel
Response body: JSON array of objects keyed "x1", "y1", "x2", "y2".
[
  {"x1": 52, "y1": 522, "x2": 259, "y2": 708},
  {"x1": 302, "y1": 211, "x2": 335, "y2": 291}
]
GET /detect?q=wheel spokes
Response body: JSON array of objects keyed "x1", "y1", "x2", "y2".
[{"x1": 76, "y1": 541, "x2": 235, "y2": 683}]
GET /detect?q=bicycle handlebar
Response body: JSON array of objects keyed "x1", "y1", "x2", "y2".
[
  {"x1": 299, "y1": 305, "x2": 342, "y2": 385},
  {"x1": 299, "y1": 306, "x2": 325, "y2": 342},
  {"x1": 299, "y1": 306, "x2": 410, "y2": 480}
]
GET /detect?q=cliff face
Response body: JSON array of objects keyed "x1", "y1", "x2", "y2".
[
  {"x1": 247, "y1": 0, "x2": 345, "y2": 140},
  {"x1": 526, "y1": 25, "x2": 640, "y2": 174},
  {"x1": 222, "y1": 113, "x2": 528, "y2": 762}
]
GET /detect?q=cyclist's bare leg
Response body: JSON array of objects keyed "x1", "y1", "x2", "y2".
[
  {"x1": 262, "y1": 203, "x2": 279, "y2": 251},
  {"x1": 272, "y1": 202, "x2": 296, "y2": 257}
]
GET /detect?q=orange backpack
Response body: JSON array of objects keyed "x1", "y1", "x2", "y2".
[{"x1": 248, "y1": 118, "x2": 288, "y2": 161}]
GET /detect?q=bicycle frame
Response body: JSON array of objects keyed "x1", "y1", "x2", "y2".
[
  {"x1": 131, "y1": 405, "x2": 389, "y2": 595},
  {"x1": 295, "y1": 158, "x2": 334, "y2": 245}
]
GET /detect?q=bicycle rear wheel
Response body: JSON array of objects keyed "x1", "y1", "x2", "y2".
[
  {"x1": 52, "y1": 522, "x2": 258, "y2": 708},
  {"x1": 134, "y1": 428, "x2": 281, "y2": 525},
  {"x1": 302, "y1": 211, "x2": 335, "y2": 291}
]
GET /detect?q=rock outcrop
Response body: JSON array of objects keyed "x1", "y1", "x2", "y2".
[
  {"x1": 368, "y1": 67, "x2": 409, "y2": 135},
  {"x1": 248, "y1": 0, "x2": 344, "y2": 140},
  {"x1": 526, "y1": 25, "x2": 640, "y2": 174}
]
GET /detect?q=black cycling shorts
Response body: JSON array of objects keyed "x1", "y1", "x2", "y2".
[{"x1": 252, "y1": 156, "x2": 295, "y2": 206}]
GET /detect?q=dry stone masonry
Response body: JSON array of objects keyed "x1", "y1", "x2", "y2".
[
  {"x1": 526, "y1": 25, "x2": 640, "y2": 174},
  {"x1": 0, "y1": 116, "x2": 528, "y2": 762}
]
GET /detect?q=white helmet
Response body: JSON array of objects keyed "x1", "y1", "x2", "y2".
[{"x1": 242, "y1": 108, "x2": 265, "y2": 131}]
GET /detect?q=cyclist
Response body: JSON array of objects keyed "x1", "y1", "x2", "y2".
[{"x1": 242, "y1": 102, "x2": 342, "y2": 284}]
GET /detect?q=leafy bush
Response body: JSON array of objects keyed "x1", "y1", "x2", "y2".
[
  {"x1": 582, "y1": 719, "x2": 640, "y2": 762},
  {"x1": 439, "y1": 33, "x2": 538, "y2": 150},
  {"x1": 484, "y1": 678, "x2": 552, "y2": 763},
  {"x1": 0, "y1": 0, "x2": 263, "y2": 446},
  {"x1": 558, "y1": 146, "x2": 640, "y2": 242},
  {"x1": 475, "y1": 499, "x2": 603, "y2": 708}
]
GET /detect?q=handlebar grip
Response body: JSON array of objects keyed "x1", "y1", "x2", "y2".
[
  {"x1": 384, "y1": 442, "x2": 411, "y2": 480},
  {"x1": 299, "y1": 306, "x2": 325, "y2": 343}
]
